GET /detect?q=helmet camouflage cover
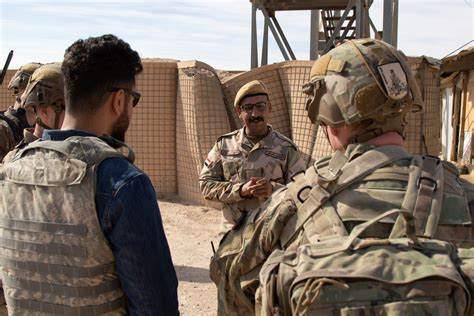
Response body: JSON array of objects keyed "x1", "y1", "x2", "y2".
[
  {"x1": 21, "y1": 63, "x2": 65, "y2": 113},
  {"x1": 7, "y1": 62, "x2": 43, "y2": 96},
  {"x1": 303, "y1": 38, "x2": 423, "y2": 141}
]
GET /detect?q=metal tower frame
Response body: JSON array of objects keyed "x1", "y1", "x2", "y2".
[{"x1": 250, "y1": 0, "x2": 399, "y2": 68}]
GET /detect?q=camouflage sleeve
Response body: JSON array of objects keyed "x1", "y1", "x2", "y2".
[
  {"x1": 0, "y1": 122, "x2": 14, "y2": 161},
  {"x1": 271, "y1": 145, "x2": 306, "y2": 192},
  {"x1": 199, "y1": 142, "x2": 245, "y2": 203},
  {"x1": 229, "y1": 188, "x2": 297, "y2": 291}
]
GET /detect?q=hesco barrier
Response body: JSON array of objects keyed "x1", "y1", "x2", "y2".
[
  {"x1": 130, "y1": 60, "x2": 178, "y2": 196},
  {"x1": 0, "y1": 70, "x2": 15, "y2": 108},
  {"x1": 176, "y1": 61, "x2": 228, "y2": 206},
  {"x1": 0, "y1": 58, "x2": 441, "y2": 206},
  {"x1": 406, "y1": 57, "x2": 441, "y2": 155}
]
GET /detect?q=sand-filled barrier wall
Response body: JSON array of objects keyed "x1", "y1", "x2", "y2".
[{"x1": 0, "y1": 58, "x2": 441, "y2": 206}]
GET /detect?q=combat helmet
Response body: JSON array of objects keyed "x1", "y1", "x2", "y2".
[
  {"x1": 21, "y1": 63, "x2": 65, "y2": 129},
  {"x1": 7, "y1": 62, "x2": 43, "y2": 96},
  {"x1": 303, "y1": 38, "x2": 423, "y2": 142}
]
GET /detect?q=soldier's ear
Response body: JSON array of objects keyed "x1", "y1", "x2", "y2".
[
  {"x1": 109, "y1": 89, "x2": 125, "y2": 117},
  {"x1": 235, "y1": 106, "x2": 242, "y2": 116}
]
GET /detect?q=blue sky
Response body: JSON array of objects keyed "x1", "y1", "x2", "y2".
[{"x1": 1, "y1": 0, "x2": 473, "y2": 71}]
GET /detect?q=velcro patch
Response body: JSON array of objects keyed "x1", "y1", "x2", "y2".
[
  {"x1": 221, "y1": 150, "x2": 241, "y2": 156},
  {"x1": 327, "y1": 59, "x2": 345, "y2": 73},
  {"x1": 310, "y1": 54, "x2": 331, "y2": 77},
  {"x1": 377, "y1": 62, "x2": 408, "y2": 100},
  {"x1": 265, "y1": 151, "x2": 285, "y2": 161}
]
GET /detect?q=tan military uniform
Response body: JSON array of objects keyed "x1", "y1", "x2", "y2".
[
  {"x1": 0, "y1": 109, "x2": 23, "y2": 161},
  {"x1": 200, "y1": 126, "x2": 306, "y2": 233},
  {"x1": 210, "y1": 143, "x2": 474, "y2": 315},
  {"x1": 0, "y1": 136, "x2": 127, "y2": 315},
  {"x1": 2, "y1": 128, "x2": 38, "y2": 164}
]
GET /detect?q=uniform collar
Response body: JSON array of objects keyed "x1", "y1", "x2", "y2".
[
  {"x1": 42, "y1": 129, "x2": 96, "y2": 141},
  {"x1": 238, "y1": 125, "x2": 274, "y2": 151},
  {"x1": 22, "y1": 128, "x2": 38, "y2": 144},
  {"x1": 344, "y1": 143, "x2": 408, "y2": 161}
]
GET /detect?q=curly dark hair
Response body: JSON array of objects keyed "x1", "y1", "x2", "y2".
[{"x1": 62, "y1": 34, "x2": 143, "y2": 114}]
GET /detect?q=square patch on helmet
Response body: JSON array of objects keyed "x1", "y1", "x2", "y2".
[{"x1": 377, "y1": 62, "x2": 408, "y2": 100}]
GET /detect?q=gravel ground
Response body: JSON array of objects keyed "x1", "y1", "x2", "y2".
[{"x1": 159, "y1": 196, "x2": 221, "y2": 315}]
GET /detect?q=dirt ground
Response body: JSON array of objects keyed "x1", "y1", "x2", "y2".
[{"x1": 159, "y1": 196, "x2": 221, "y2": 315}]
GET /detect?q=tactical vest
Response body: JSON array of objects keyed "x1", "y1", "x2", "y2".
[
  {"x1": 256, "y1": 145, "x2": 474, "y2": 315},
  {"x1": 281, "y1": 144, "x2": 474, "y2": 249},
  {"x1": 0, "y1": 136, "x2": 127, "y2": 315}
]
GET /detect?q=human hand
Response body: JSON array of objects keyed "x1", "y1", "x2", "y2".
[
  {"x1": 240, "y1": 178, "x2": 258, "y2": 198},
  {"x1": 249, "y1": 178, "x2": 272, "y2": 198}
]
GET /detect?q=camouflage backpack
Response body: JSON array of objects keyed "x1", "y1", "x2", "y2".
[
  {"x1": 256, "y1": 147, "x2": 474, "y2": 315},
  {"x1": 257, "y1": 209, "x2": 473, "y2": 316}
]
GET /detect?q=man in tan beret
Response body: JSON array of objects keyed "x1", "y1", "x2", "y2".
[
  {"x1": 199, "y1": 80, "x2": 306, "y2": 233},
  {"x1": 201, "y1": 79, "x2": 305, "y2": 314}
]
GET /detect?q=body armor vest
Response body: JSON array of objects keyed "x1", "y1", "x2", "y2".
[
  {"x1": 0, "y1": 136, "x2": 126, "y2": 315},
  {"x1": 283, "y1": 144, "x2": 474, "y2": 249}
]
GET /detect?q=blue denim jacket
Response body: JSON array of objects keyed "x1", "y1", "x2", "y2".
[{"x1": 43, "y1": 130, "x2": 179, "y2": 316}]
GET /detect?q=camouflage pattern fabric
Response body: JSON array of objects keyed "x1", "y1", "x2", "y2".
[
  {"x1": 0, "y1": 136, "x2": 127, "y2": 315},
  {"x1": 258, "y1": 209, "x2": 471, "y2": 316},
  {"x1": 209, "y1": 190, "x2": 297, "y2": 316},
  {"x1": 303, "y1": 39, "x2": 423, "y2": 143},
  {"x1": 210, "y1": 143, "x2": 474, "y2": 315},
  {"x1": 0, "y1": 109, "x2": 24, "y2": 161},
  {"x1": 2, "y1": 128, "x2": 38, "y2": 164},
  {"x1": 200, "y1": 126, "x2": 306, "y2": 233},
  {"x1": 7, "y1": 63, "x2": 43, "y2": 96}
]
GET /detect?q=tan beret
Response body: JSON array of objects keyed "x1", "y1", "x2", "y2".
[{"x1": 234, "y1": 80, "x2": 268, "y2": 107}]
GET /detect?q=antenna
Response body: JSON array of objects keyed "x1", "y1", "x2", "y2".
[{"x1": 0, "y1": 50, "x2": 14, "y2": 85}]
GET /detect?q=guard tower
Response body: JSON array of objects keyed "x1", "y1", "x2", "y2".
[{"x1": 250, "y1": 0, "x2": 399, "y2": 68}]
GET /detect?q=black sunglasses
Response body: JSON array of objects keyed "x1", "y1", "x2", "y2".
[{"x1": 108, "y1": 87, "x2": 141, "y2": 107}]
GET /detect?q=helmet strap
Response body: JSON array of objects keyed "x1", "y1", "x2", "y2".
[{"x1": 35, "y1": 116, "x2": 52, "y2": 130}]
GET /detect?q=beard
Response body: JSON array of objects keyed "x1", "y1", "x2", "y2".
[{"x1": 111, "y1": 106, "x2": 130, "y2": 142}]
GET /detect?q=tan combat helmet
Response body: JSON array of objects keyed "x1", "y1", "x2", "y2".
[
  {"x1": 7, "y1": 62, "x2": 43, "y2": 96},
  {"x1": 303, "y1": 38, "x2": 423, "y2": 143},
  {"x1": 21, "y1": 63, "x2": 65, "y2": 129}
]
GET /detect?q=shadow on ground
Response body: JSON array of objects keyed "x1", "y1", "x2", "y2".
[{"x1": 175, "y1": 265, "x2": 212, "y2": 283}]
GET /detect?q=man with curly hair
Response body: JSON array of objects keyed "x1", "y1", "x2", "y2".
[{"x1": 0, "y1": 34, "x2": 179, "y2": 315}]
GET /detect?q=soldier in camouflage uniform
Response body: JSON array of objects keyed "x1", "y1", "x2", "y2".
[
  {"x1": 20, "y1": 63, "x2": 65, "y2": 144},
  {"x1": 2, "y1": 63, "x2": 66, "y2": 163},
  {"x1": 0, "y1": 34, "x2": 178, "y2": 315},
  {"x1": 199, "y1": 80, "x2": 306, "y2": 233},
  {"x1": 201, "y1": 80, "x2": 305, "y2": 315},
  {"x1": 0, "y1": 63, "x2": 42, "y2": 160},
  {"x1": 209, "y1": 39, "x2": 474, "y2": 315}
]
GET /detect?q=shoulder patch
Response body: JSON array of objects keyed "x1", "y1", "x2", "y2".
[
  {"x1": 204, "y1": 146, "x2": 222, "y2": 168},
  {"x1": 216, "y1": 129, "x2": 239, "y2": 142}
]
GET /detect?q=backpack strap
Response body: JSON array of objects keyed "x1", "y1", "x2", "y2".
[
  {"x1": 280, "y1": 145, "x2": 412, "y2": 248},
  {"x1": 390, "y1": 155, "x2": 444, "y2": 238}
]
